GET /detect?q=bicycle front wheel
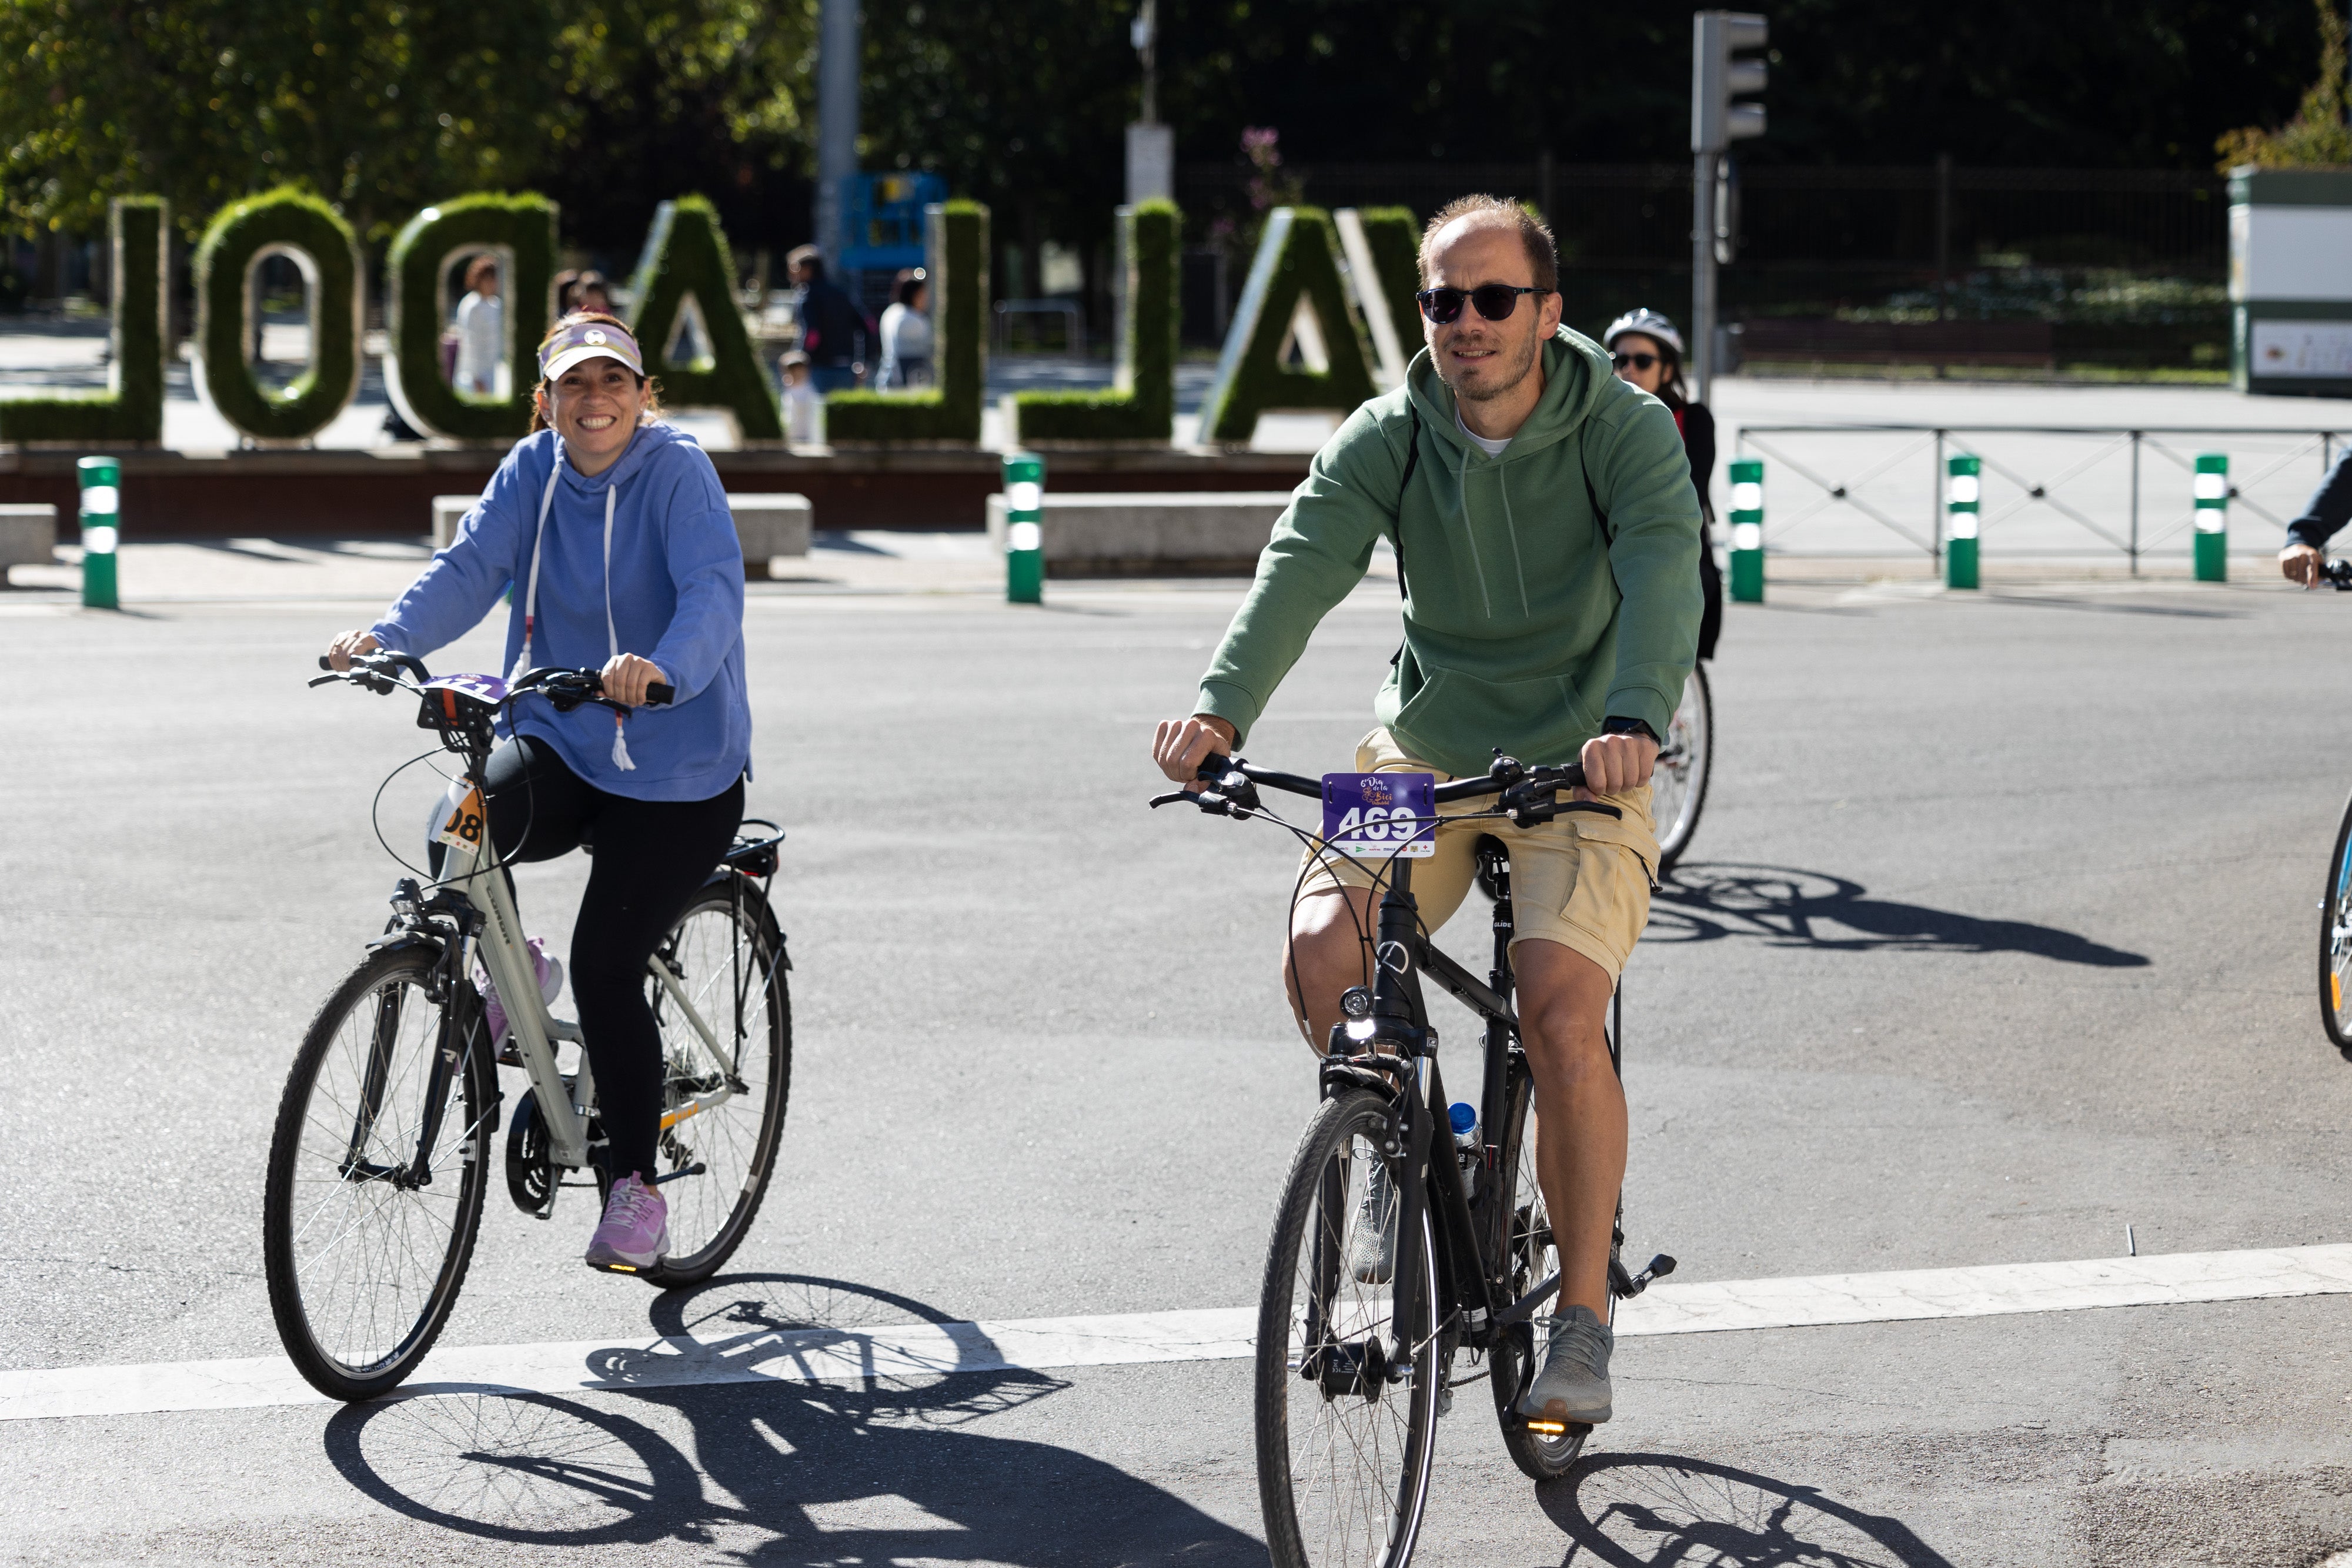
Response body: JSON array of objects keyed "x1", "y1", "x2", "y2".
[
  {"x1": 2320, "y1": 787, "x2": 2352, "y2": 1054},
  {"x1": 642, "y1": 878, "x2": 791, "y2": 1286},
  {"x1": 1257, "y1": 1090, "x2": 1440, "y2": 1568},
  {"x1": 1487, "y1": 1059, "x2": 1588, "y2": 1479},
  {"x1": 1652, "y1": 664, "x2": 1713, "y2": 872},
  {"x1": 264, "y1": 944, "x2": 493, "y2": 1401}
]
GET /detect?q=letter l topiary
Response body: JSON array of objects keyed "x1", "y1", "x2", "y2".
[
  {"x1": 825, "y1": 200, "x2": 990, "y2": 444},
  {"x1": 1011, "y1": 200, "x2": 1179, "y2": 444},
  {"x1": 0, "y1": 198, "x2": 169, "y2": 444},
  {"x1": 194, "y1": 188, "x2": 363, "y2": 443}
]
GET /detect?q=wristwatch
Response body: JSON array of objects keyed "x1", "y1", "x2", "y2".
[{"x1": 1601, "y1": 716, "x2": 1659, "y2": 741}]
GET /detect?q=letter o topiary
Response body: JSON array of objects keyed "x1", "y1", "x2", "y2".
[
  {"x1": 385, "y1": 193, "x2": 557, "y2": 442},
  {"x1": 0, "y1": 197, "x2": 168, "y2": 444},
  {"x1": 194, "y1": 188, "x2": 363, "y2": 443},
  {"x1": 1012, "y1": 200, "x2": 1179, "y2": 445}
]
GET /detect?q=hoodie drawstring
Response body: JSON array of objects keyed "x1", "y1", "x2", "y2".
[{"x1": 508, "y1": 466, "x2": 636, "y2": 772}]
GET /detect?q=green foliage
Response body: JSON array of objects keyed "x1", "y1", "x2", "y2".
[
  {"x1": 0, "y1": 199, "x2": 167, "y2": 443},
  {"x1": 1013, "y1": 201, "x2": 1179, "y2": 444},
  {"x1": 826, "y1": 201, "x2": 990, "y2": 444},
  {"x1": 194, "y1": 188, "x2": 362, "y2": 442},
  {"x1": 385, "y1": 194, "x2": 557, "y2": 443},
  {"x1": 2216, "y1": 0, "x2": 2352, "y2": 169},
  {"x1": 627, "y1": 195, "x2": 783, "y2": 442},
  {"x1": 1355, "y1": 205, "x2": 1424, "y2": 370},
  {"x1": 1198, "y1": 207, "x2": 1377, "y2": 447}
]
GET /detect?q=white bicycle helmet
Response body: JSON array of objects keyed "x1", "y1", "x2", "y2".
[{"x1": 1602, "y1": 307, "x2": 1685, "y2": 357}]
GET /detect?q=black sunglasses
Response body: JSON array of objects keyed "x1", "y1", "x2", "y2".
[
  {"x1": 1612, "y1": 352, "x2": 1661, "y2": 371},
  {"x1": 1415, "y1": 284, "x2": 1548, "y2": 324}
]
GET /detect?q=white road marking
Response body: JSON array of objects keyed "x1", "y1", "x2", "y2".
[{"x1": 7, "y1": 1242, "x2": 2348, "y2": 1423}]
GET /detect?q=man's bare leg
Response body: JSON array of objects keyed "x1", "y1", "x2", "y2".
[
  {"x1": 1509, "y1": 939, "x2": 1625, "y2": 1320},
  {"x1": 1283, "y1": 885, "x2": 1382, "y2": 1054}
]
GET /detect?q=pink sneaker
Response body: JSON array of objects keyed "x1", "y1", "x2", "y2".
[
  {"x1": 480, "y1": 937, "x2": 563, "y2": 1046},
  {"x1": 586, "y1": 1174, "x2": 669, "y2": 1273}
]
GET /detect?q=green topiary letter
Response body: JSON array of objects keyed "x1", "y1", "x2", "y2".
[
  {"x1": 627, "y1": 196, "x2": 782, "y2": 442},
  {"x1": 193, "y1": 189, "x2": 363, "y2": 443},
  {"x1": 825, "y1": 200, "x2": 990, "y2": 445},
  {"x1": 1198, "y1": 207, "x2": 1378, "y2": 447},
  {"x1": 1011, "y1": 200, "x2": 1180, "y2": 445},
  {"x1": 385, "y1": 193, "x2": 557, "y2": 442},
  {"x1": 0, "y1": 198, "x2": 169, "y2": 444},
  {"x1": 1338, "y1": 206, "x2": 1422, "y2": 387}
]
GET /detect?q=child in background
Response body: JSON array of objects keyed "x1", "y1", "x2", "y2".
[{"x1": 780, "y1": 350, "x2": 822, "y2": 446}]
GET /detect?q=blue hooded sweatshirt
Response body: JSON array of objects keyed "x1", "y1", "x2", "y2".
[{"x1": 370, "y1": 423, "x2": 750, "y2": 802}]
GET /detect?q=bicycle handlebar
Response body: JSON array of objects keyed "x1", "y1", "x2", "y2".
[
  {"x1": 1153, "y1": 750, "x2": 1609, "y2": 829},
  {"x1": 314, "y1": 653, "x2": 673, "y2": 708},
  {"x1": 2323, "y1": 558, "x2": 2352, "y2": 590}
]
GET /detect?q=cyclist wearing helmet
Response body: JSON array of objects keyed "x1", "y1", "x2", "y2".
[
  {"x1": 1603, "y1": 309, "x2": 1721, "y2": 660},
  {"x1": 323, "y1": 312, "x2": 751, "y2": 1276}
]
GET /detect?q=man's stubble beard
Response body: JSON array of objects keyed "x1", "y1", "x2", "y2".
[{"x1": 1441, "y1": 323, "x2": 1544, "y2": 406}]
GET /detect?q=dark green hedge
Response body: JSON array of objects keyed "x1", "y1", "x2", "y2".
[
  {"x1": 1355, "y1": 206, "x2": 1424, "y2": 370},
  {"x1": 628, "y1": 195, "x2": 782, "y2": 442},
  {"x1": 194, "y1": 188, "x2": 362, "y2": 442},
  {"x1": 1198, "y1": 206, "x2": 1377, "y2": 446},
  {"x1": 1013, "y1": 200, "x2": 1178, "y2": 443},
  {"x1": 385, "y1": 193, "x2": 556, "y2": 442},
  {"x1": 0, "y1": 198, "x2": 168, "y2": 444},
  {"x1": 826, "y1": 200, "x2": 989, "y2": 444}
]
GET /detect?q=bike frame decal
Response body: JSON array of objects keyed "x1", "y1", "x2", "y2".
[{"x1": 1321, "y1": 771, "x2": 1438, "y2": 859}]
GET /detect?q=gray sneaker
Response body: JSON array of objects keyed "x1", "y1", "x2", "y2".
[
  {"x1": 1515, "y1": 1304, "x2": 1613, "y2": 1425},
  {"x1": 1345, "y1": 1162, "x2": 1398, "y2": 1285}
]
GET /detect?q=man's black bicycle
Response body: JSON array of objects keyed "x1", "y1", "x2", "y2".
[
  {"x1": 2316, "y1": 558, "x2": 2352, "y2": 1054},
  {"x1": 1155, "y1": 753, "x2": 1675, "y2": 1568}
]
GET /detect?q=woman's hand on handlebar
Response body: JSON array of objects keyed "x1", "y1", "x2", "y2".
[
  {"x1": 2282, "y1": 543, "x2": 2326, "y2": 587},
  {"x1": 600, "y1": 652, "x2": 671, "y2": 708},
  {"x1": 1577, "y1": 730, "x2": 1658, "y2": 798},
  {"x1": 325, "y1": 630, "x2": 380, "y2": 672},
  {"x1": 1154, "y1": 714, "x2": 1237, "y2": 790}
]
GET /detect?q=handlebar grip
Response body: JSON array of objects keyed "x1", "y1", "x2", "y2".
[
  {"x1": 645, "y1": 683, "x2": 674, "y2": 706},
  {"x1": 318, "y1": 656, "x2": 332, "y2": 671},
  {"x1": 1196, "y1": 751, "x2": 1232, "y2": 782}
]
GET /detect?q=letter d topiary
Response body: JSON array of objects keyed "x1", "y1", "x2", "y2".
[
  {"x1": 628, "y1": 196, "x2": 782, "y2": 442},
  {"x1": 0, "y1": 198, "x2": 169, "y2": 444},
  {"x1": 194, "y1": 188, "x2": 363, "y2": 443},
  {"x1": 826, "y1": 200, "x2": 990, "y2": 445},
  {"x1": 385, "y1": 193, "x2": 557, "y2": 442},
  {"x1": 1012, "y1": 200, "x2": 1179, "y2": 445}
]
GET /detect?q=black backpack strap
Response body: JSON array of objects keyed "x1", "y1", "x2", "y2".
[
  {"x1": 1582, "y1": 420, "x2": 1613, "y2": 545},
  {"x1": 1391, "y1": 406, "x2": 1420, "y2": 600}
]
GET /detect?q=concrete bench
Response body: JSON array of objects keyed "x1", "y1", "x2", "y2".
[
  {"x1": 0, "y1": 503, "x2": 56, "y2": 583},
  {"x1": 983, "y1": 490, "x2": 1293, "y2": 576},
  {"x1": 432, "y1": 491, "x2": 811, "y2": 579}
]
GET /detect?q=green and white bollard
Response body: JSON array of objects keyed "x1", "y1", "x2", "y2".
[
  {"x1": 1728, "y1": 457, "x2": 1764, "y2": 603},
  {"x1": 1945, "y1": 453, "x2": 1980, "y2": 590},
  {"x1": 2193, "y1": 453, "x2": 2229, "y2": 583},
  {"x1": 77, "y1": 456, "x2": 120, "y2": 610},
  {"x1": 1003, "y1": 452, "x2": 1043, "y2": 605}
]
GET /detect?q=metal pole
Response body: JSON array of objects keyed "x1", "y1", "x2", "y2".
[
  {"x1": 2129, "y1": 431, "x2": 2141, "y2": 577},
  {"x1": 1932, "y1": 429, "x2": 1944, "y2": 569},
  {"x1": 1934, "y1": 154, "x2": 1952, "y2": 324},
  {"x1": 816, "y1": 0, "x2": 861, "y2": 264},
  {"x1": 1693, "y1": 151, "x2": 1716, "y2": 404}
]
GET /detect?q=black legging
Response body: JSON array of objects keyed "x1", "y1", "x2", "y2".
[{"x1": 439, "y1": 735, "x2": 743, "y2": 1183}]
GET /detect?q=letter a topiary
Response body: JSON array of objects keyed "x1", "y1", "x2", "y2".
[
  {"x1": 0, "y1": 198, "x2": 169, "y2": 444},
  {"x1": 1352, "y1": 206, "x2": 1424, "y2": 379},
  {"x1": 1011, "y1": 200, "x2": 1179, "y2": 444},
  {"x1": 825, "y1": 200, "x2": 990, "y2": 445},
  {"x1": 627, "y1": 196, "x2": 782, "y2": 442},
  {"x1": 194, "y1": 188, "x2": 363, "y2": 443},
  {"x1": 385, "y1": 193, "x2": 557, "y2": 442},
  {"x1": 1197, "y1": 207, "x2": 1377, "y2": 447}
]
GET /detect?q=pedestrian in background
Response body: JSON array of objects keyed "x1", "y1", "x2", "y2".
[
  {"x1": 779, "y1": 350, "x2": 823, "y2": 445},
  {"x1": 574, "y1": 270, "x2": 614, "y2": 316},
  {"x1": 787, "y1": 245, "x2": 868, "y2": 393},
  {"x1": 876, "y1": 268, "x2": 932, "y2": 390},
  {"x1": 1604, "y1": 309, "x2": 1722, "y2": 660},
  {"x1": 453, "y1": 254, "x2": 503, "y2": 398}
]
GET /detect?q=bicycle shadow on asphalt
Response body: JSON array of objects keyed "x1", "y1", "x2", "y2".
[
  {"x1": 1539, "y1": 1450, "x2": 1955, "y2": 1567},
  {"x1": 320, "y1": 1272, "x2": 1262, "y2": 1565},
  {"x1": 1649, "y1": 862, "x2": 2149, "y2": 968}
]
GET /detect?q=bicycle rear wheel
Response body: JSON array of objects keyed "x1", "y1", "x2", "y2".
[
  {"x1": 1488, "y1": 1059, "x2": 1588, "y2": 1479},
  {"x1": 1257, "y1": 1089, "x2": 1440, "y2": 1568},
  {"x1": 264, "y1": 945, "x2": 493, "y2": 1401},
  {"x1": 642, "y1": 878, "x2": 791, "y2": 1286},
  {"x1": 1652, "y1": 665, "x2": 1712, "y2": 872},
  {"x1": 2320, "y1": 787, "x2": 2352, "y2": 1054}
]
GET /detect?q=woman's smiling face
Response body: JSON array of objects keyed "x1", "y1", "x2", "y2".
[{"x1": 540, "y1": 356, "x2": 644, "y2": 476}]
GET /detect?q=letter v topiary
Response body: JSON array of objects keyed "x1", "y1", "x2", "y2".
[
  {"x1": 825, "y1": 200, "x2": 990, "y2": 445},
  {"x1": 0, "y1": 198, "x2": 169, "y2": 444},
  {"x1": 627, "y1": 196, "x2": 783, "y2": 442},
  {"x1": 385, "y1": 193, "x2": 557, "y2": 442},
  {"x1": 194, "y1": 188, "x2": 363, "y2": 443},
  {"x1": 1197, "y1": 206, "x2": 1377, "y2": 447},
  {"x1": 1011, "y1": 200, "x2": 1179, "y2": 444}
]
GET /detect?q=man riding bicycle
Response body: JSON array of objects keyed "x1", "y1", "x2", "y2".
[{"x1": 1152, "y1": 195, "x2": 1702, "y2": 1429}]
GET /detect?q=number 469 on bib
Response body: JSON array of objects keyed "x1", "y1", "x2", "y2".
[{"x1": 1320, "y1": 772, "x2": 1437, "y2": 859}]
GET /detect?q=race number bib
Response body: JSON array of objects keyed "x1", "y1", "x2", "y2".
[
  {"x1": 435, "y1": 781, "x2": 488, "y2": 852},
  {"x1": 1320, "y1": 772, "x2": 1437, "y2": 859}
]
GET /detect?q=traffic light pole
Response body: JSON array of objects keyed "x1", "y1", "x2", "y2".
[
  {"x1": 1693, "y1": 151, "x2": 1718, "y2": 404},
  {"x1": 1690, "y1": 10, "x2": 1767, "y2": 409}
]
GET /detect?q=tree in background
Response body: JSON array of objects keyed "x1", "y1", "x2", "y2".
[{"x1": 2215, "y1": 0, "x2": 2352, "y2": 168}]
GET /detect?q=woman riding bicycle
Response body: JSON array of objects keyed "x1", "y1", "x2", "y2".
[
  {"x1": 1603, "y1": 309, "x2": 1721, "y2": 661},
  {"x1": 324, "y1": 312, "x2": 750, "y2": 1275}
]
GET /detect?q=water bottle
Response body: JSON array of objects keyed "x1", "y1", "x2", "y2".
[{"x1": 1448, "y1": 1101, "x2": 1481, "y2": 1157}]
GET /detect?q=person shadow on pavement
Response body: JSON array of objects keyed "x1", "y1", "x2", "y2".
[
  {"x1": 1648, "y1": 862, "x2": 2149, "y2": 968},
  {"x1": 1538, "y1": 1450, "x2": 1956, "y2": 1567},
  {"x1": 320, "y1": 1272, "x2": 1262, "y2": 1565}
]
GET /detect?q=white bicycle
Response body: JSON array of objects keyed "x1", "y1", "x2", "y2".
[
  {"x1": 1649, "y1": 666, "x2": 1713, "y2": 872},
  {"x1": 263, "y1": 652, "x2": 791, "y2": 1401}
]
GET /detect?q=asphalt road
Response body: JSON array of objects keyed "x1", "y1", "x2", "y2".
[{"x1": 6, "y1": 569, "x2": 2352, "y2": 1565}]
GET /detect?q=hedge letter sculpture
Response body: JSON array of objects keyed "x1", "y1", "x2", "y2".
[
  {"x1": 193, "y1": 189, "x2": 363, "y2": 443},
  {"x1": 1012, "y1": 200, "x2": 1179, "y2": 444},
  {"x1": 825, "y1": 200, "x2": 990, "y2": 444},
  {"x1": 1196, "y1": 206, "x2": 1378, "y2": 447},
  {"x1": 0, "y1": 198, "x2": 169, "y2": 444},
  {"x1": 385, "y1": 194, "x2": 557, "y2": 442},
  {"x1": 627, "y1": 197, "x2": 782, "y2": 442}
]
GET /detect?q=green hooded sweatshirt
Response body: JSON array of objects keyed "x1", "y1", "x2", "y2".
[{"x1": 1194, "y1": 326, "x2": 1704, "y2": 778}]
